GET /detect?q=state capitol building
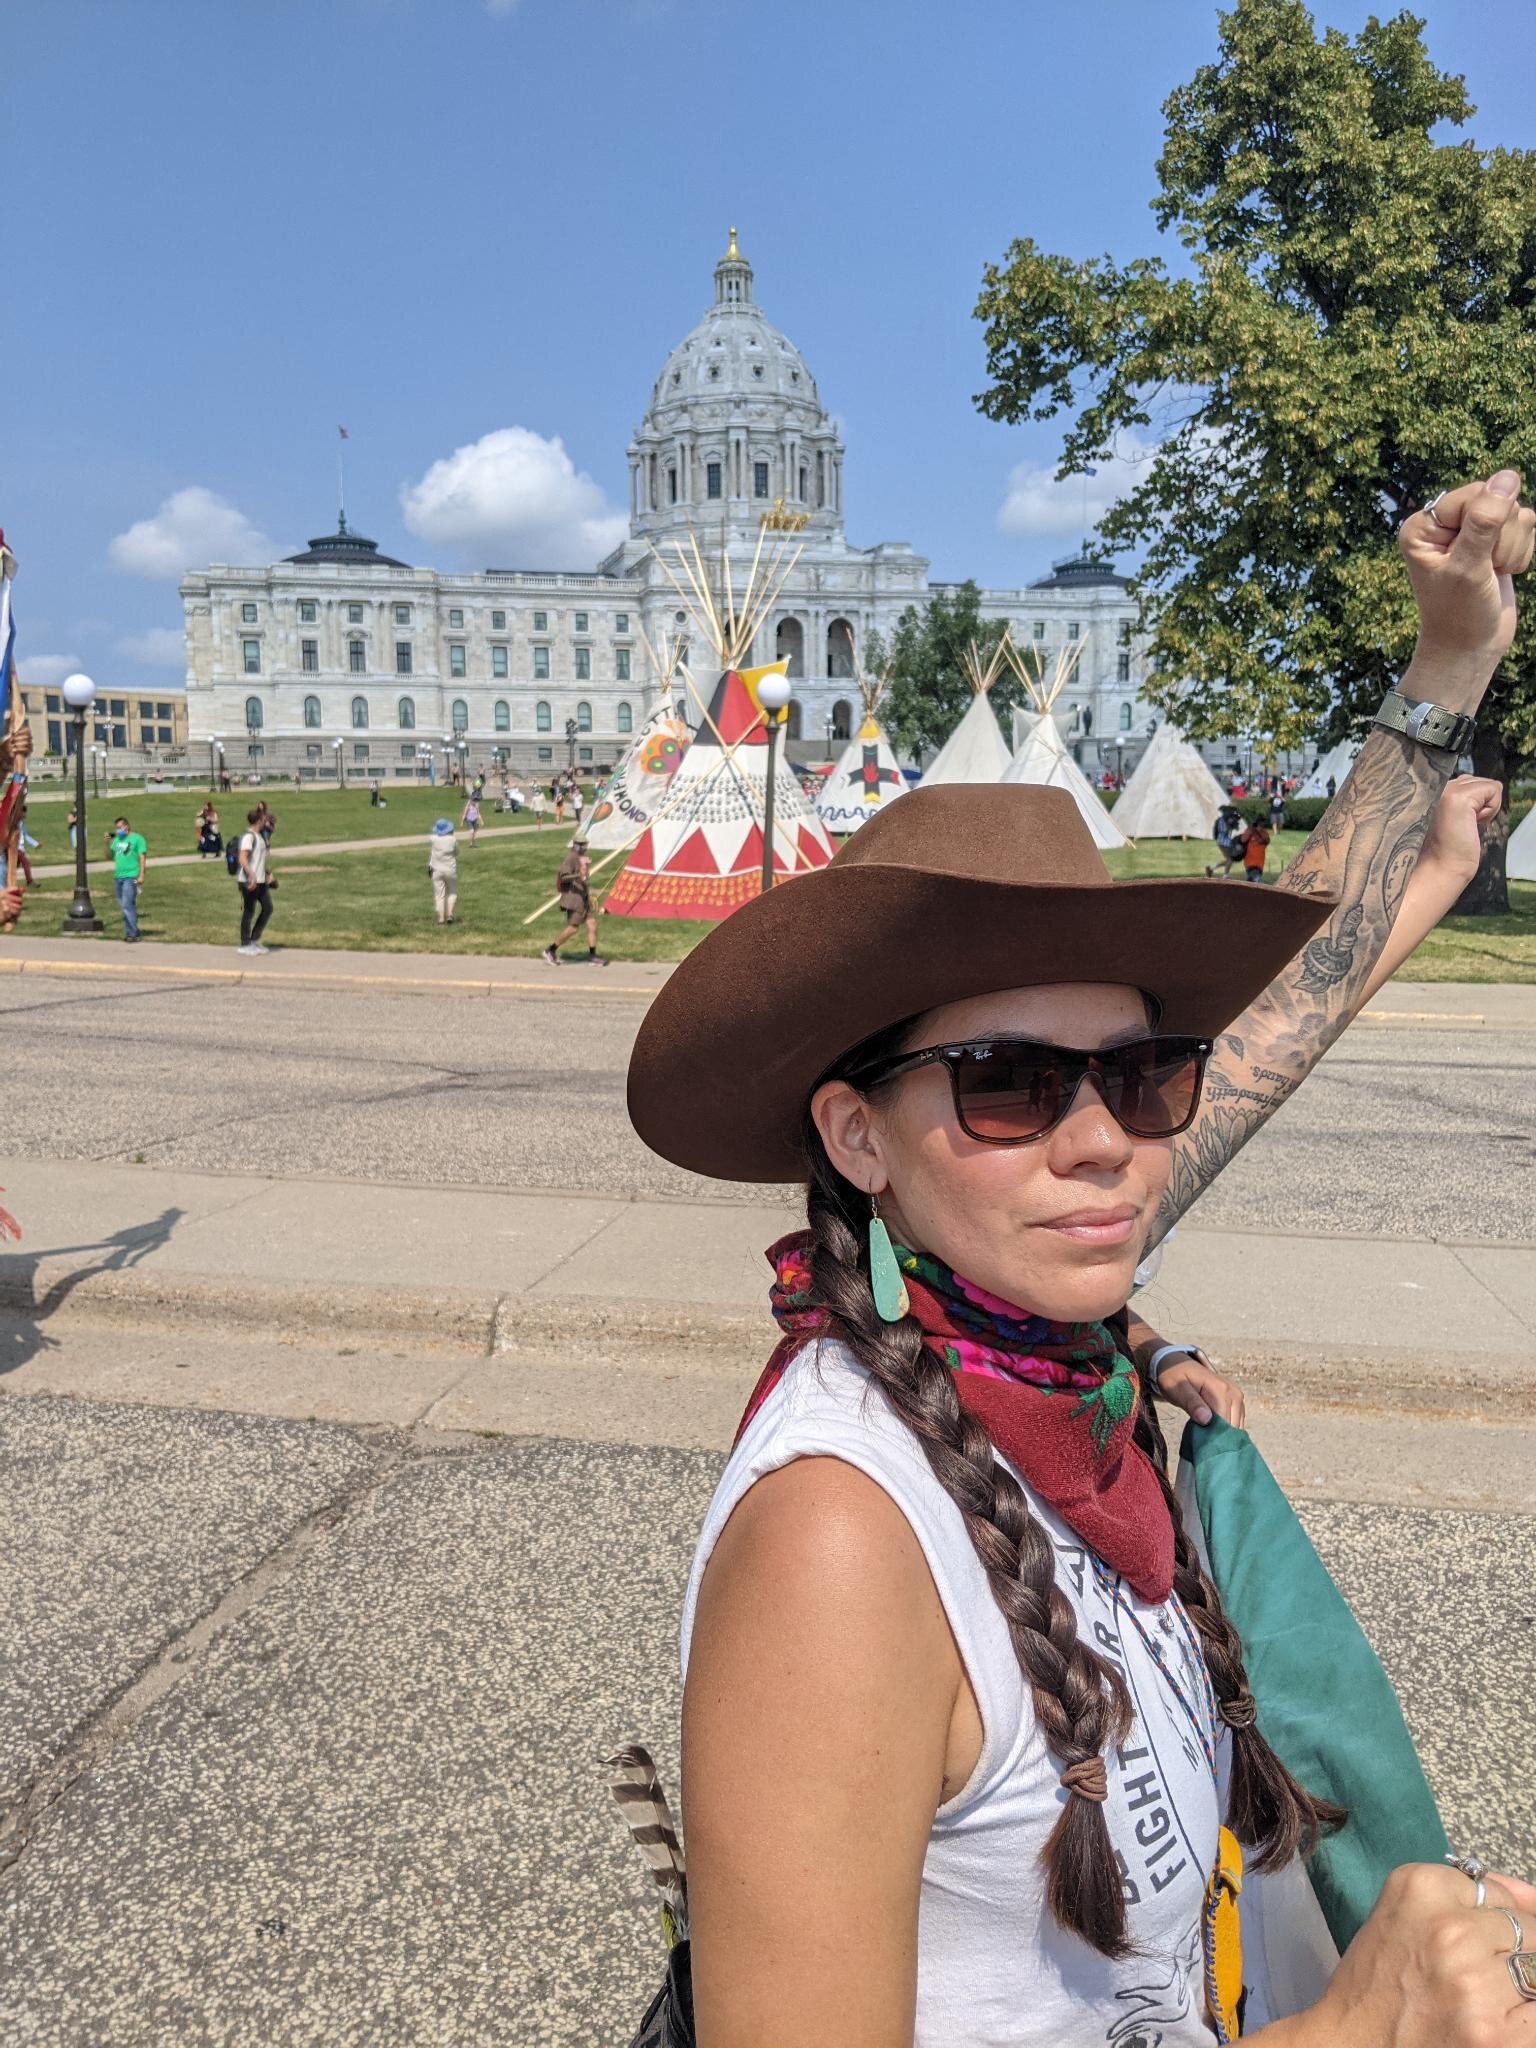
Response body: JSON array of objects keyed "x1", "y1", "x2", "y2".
[{"x1": 182, "y1": 233, "x2": 1176, "y2": 781}]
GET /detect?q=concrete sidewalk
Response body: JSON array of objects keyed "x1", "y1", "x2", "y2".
[{"x1": 29, "y1": 816, "x2": 562, "y2": 882}]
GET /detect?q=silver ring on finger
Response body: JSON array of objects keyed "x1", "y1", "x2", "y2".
[
  {"x1": 1422, "y1": 490, "x2": 1450, "y2": 529},
  {"x1": 1496, "y1": 1909, "x2": 1525, "y2": 1954},
  {"x1": 1509, "y1": 1950, "x2": 1536, "y2": 2002},
  {"x1": 1447, "y1": 1851, "x2": 1489, "y2": 1884}
]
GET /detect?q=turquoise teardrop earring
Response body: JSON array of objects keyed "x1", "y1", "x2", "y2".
[{"x1": 868, "y1": 1195, "x2": 910, "y2": 1323}]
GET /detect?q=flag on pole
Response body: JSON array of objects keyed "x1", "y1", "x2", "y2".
[{"x1": 0, "y1": 535, "x2": 17, "y2": 727}]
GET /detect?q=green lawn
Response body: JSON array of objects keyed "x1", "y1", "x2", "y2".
[
  {"x1": 25, "y1": 783, "x2": 596, "y2": 866},
  {"x1": 23, "y1": 823, "x2": 1535, "y2": 979}
]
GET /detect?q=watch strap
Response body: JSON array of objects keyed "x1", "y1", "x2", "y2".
[{"x1": 1374, "y1": 690, "x2": 1476, "y2": 756}]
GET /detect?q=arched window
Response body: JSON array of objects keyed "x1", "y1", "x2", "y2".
[
  {"x1": 351, "y1": 695, "x2": 369, "y2": 730},
  {"x1": 244, "y1": 696, "x2": 264, "y2": 730},
  {"x1": 831, "y1": 699, "x2": 853, "y2": 742},
  {"x1": 451, "y1": 698, "x2": 468, "y2": 733},
  {"x1": 1119, "y1": 700, "x2": 1133, "y2": 732},
  {"x1": 303, "y1": 695, "x2": 321, "y2": 729},
  {"x1": 536, "y1": 701, "x2": 552, "y2": 733},
  {"x1": 827, "y1": 618, "x2": 855, "y2": 679},
  {"x1": 775, "y1": 617, "x2": 804, "y2": 678},
  {"x1": 576, "y1": 700, "x2": 592, "y2": 732},
  {"x1": 398, "y1": 696, "x2": 416, "y2": 730},
  {"x1": 616, "y1": 701, "x2": 633, "y2": 735},
  {"x1": 494, "y1": 699, "x2": 510, "y2": 732}
]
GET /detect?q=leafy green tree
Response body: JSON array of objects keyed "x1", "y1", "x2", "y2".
[
  {"x1": 884, "y1": 582, "x2": 1025, "y2": 759},
  {"x1": 973, "y1": 0, "x2": 1536, "y2": 909}
]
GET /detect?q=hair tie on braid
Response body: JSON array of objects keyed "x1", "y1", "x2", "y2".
[
  {"x1": 1060, "y1": 1756, "x2": 1109, "y2": 1804},
  {"x1": 1218, "y1": 1691, "x2": 1257, "y2": 1732}
]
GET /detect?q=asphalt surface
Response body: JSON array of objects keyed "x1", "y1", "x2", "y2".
[
  {"x1": 1, "y1": 1395, "x2": 1531, "y2": 2047},
  {"x1": 2, "y1": 974, "x2": 1532, "y2": 1239}
]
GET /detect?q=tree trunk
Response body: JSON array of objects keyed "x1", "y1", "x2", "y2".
[{"x1": 1451, "y1": 728, "x2": 1519, "y2": 916}]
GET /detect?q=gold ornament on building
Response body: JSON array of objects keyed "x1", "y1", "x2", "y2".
[{"x1": 761, "y1": 495, "x2": 810, "y2": 532}]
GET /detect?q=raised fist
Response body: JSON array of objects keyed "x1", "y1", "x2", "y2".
[{"x1": 1399, "y1": 472, "x2": 1536, "y2": 666}]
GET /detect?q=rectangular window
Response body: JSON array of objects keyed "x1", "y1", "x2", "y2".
[
  {"x1": 533, "y1": 645, "x2": 550, "y2": 680},
  {"x1": 155, "y1": 701, "x2": 172, "y2": 719},
  {"x1": 449, "y1": 643, "x2": 467, "y2": 678},
  {"x1": 754, "y1": 460, "x2": 769, "y2": 499},
  {"x1": 579, "y1": 746, "x2": 593, "y2": 764},
  {"x1": 247, "y1": 741, "x2": 264, "y2": 758},
  {"x1": 1118, "y1": 621, "x2": 1133, "y2": 647},
  {"x1": 157, "y1": 726, "x2": 173, "y2": 744},
  {"x1": 401, "y1": 744, "x2": 415, "y2": 761},
  {"x1": 243, "y1": 639, "x2": 261, "y2": 674},
  {"x1": 110, "y1": 699, "x2": 127, "y2": 717},
  {"x1": 301, "y1": 639, "x2": 319, "y2": 672},
  {"x1": 574, "y1": 611, "x2": 588, "y2": 633},
  {"x1": 615, "y1": 648, "x2": 631, "y2": 682},
  {"x1": 667, "y1": 467, "x2": 678, "y2": 504},
  {"x1": 47, "y1": 693, "x2": 61, "y2": 712},
  {"x1": 348, "y1": 603, "x2": 364, "y2": 624},
  {"x1": 492, "y1": 609, "x2": 506, "y2": 630},
  {"x1": 394, "y1": 604, "x2": 411, "y2": 625},
  {"x1": 1116, "y1": 652, "x2": 1131, "y2": 684},
  {"x1": 306, "y1": 743, "x2": 321, "y2": 760},
  {"x1": 241, "y1": 602, "x2": 257, "y2": 624},
  {"x1": 574, "y1": 647, "x2": 591, "y2": 681},
  {"x1": 1033, "y1": 621, "x2": 1046, "y2": 641},
  {"x1": 492, "y1": 645, "x2": 508, "y2": 678},
  {"x1": 1068, "y1": 622, "x2": 1081, "y2": 641},
  {"x1": 798, "y1": 464, "x2": 808, "y2": 501},
  {"x1": 47, "y1": 719, "x2": 62, "y2": 754},
  {"x1": 112, "y1": 724, "x2": 128, "y2": 747},
  {"x1": 706, "y1": 461, "x2": 722, "y2": 500},
  {"x1": 139, "y1": 727, "x2": 155, "y2": 747},
  {"x1": 532, "y1": 609, "x2": 547, "y2": 632},
  {"x1": 395, "y1": 642, "x2": 412, "y2": 675},
  {"x1": 615, "y1": 612, "x2": 628, "y2": 632},
  {"x1": 354, "y1": 743, "x2": 370, "y2": 761},
  {"x1": 537, "y1": 745, "x2": 553, "y2": 762},
  {"x1": 350, "y1": 641, "x2": 366, "y2": 674},
  {"x1": 299, "y1": 601, "x2": 317, "y2": 623},
  {"x1": 448, "y1": 608, "x2": 464, "y2": 628}
]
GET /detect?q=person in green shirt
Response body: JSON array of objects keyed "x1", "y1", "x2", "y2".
[{"x1": 107, "y1": 815, "x2": 147, "y2": 942}]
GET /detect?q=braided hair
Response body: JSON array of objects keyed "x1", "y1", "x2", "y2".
[{"x1": 801, "y1": 1029, "x2": 1343, "y2": 1958}]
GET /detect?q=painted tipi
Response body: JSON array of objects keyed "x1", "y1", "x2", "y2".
[
  {"x1": 916, "y1": 633, "x2": 1013, "y2": 788},
  {"x1": 585, "y1": 630, "x2": 689, "y2": 850},
  {"x1": 603, "y1": 528, "x2": 835, "y2": 921},
  {"x1": 1111, "y1": 720, "x2": 1228, "y2": 839},
  {"x1": 815, "y1": 665, "x2": 907, "y2": 835},
  {"x1": 1000, "y1": 642, "x2": 1128, "y2": 852}
]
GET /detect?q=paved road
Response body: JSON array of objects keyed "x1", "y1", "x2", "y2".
[
  {"x1": 1, "y1": 1393, "x2": 1530, "y2": 2046},
  {"x1": 2, "y1": 971, "x2": 1532, "y2": 1239}
]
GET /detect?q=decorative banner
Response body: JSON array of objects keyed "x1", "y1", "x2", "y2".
[{"x1": 586, "y1": 697, "x2": 690, "y2": 849}]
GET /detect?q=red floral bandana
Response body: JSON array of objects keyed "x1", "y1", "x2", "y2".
[{"x1": 736, "y1": 1231, "x2": 1175, "y2": 1604}]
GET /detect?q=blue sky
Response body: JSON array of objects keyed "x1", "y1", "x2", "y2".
[{"x1": 9, "y1": 0, "x2": 1532, "y2": 693}]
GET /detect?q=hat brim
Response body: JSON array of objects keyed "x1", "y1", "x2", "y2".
[{"x1": 628, "y1": 864, "x2": 1334, "y2": 1182}]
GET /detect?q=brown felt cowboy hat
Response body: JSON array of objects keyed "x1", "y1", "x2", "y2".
[{"x1": 627, "y1": 784, "x2": 1335, "y2": 1183}]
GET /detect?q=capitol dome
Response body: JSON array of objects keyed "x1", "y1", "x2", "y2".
[{"x1": 626, "y1": 230, "x2": 846, "y2": 545}]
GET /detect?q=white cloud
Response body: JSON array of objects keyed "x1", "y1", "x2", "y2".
[
  {"x1": 18, "y1": 653, "x2": 83, "y2": 690},
  {"x1": 116, "y1": 626, "x2": 186, "y2": 668},
  {"x1": 997, "y1": 438, "x2": 1158, "y2": 539},
  {"x1": 400, "y1": 427, "x2": 627, "y2": 570},
  {"x1": 108, "y1": 487, "x2": 274, "y2": 578}
]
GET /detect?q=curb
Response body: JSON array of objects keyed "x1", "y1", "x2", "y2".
[{"x1": 0, "y1": 956, "x2": 661, "y2": 1000}]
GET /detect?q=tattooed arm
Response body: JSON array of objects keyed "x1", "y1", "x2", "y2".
[{"x1": 1147, "y1": 474, "x2": 1535, "y2": 1248}]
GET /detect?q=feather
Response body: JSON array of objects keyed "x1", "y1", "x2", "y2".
[{"x1": 604, "y1": 1742, "x2": 689, "y2": 1946}]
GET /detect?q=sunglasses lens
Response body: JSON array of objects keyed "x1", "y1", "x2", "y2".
[
  {"x1": 1105, "y1": 1041, "x2": 1204, "y2": 1136},
  {"x1": 952, "y1": 1046, "x2": 1064, "y2": 1140}
]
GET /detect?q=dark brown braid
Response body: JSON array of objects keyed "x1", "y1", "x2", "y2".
[
  {"x1": 805, "y1": 1137, "x2": 1138, "y2": 1958},
  {"x1": 1131, "y1": 1393, "x2": 1346, "y2": 1868}
]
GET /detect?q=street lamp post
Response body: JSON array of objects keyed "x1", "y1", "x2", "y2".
[
  {"x1": 756, "y1": 671, "x2": 794, "y2": 894},
  {"x1": 332, "y1": 738, "x2": 345, "y2": 790},
  {"x1": 61, "y1": 674, "x2": 104, "y2": 934}
]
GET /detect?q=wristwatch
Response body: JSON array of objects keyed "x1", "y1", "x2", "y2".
[{"x1": 1374, "y1": 689, "x2": 1477, "y2": 757}]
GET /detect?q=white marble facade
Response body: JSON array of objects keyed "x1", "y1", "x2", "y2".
[{"x1": 181, "y1": 232, "x2": 1171, "y2": 778}]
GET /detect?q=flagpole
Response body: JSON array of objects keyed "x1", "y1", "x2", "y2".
[{"x1": 337, "y1": 429, "x2": 347, "y2": 526}]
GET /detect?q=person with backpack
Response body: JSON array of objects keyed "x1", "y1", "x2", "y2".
[
  {"x1": 233, "y1": 805, "x2": 276, "y2": 954},
  {"x1": 541, "y1": 836, "x2": 604, "y2": 965},
  {"x1": 1205, "y1": 803, "x2": 1247, "y2": 879}
]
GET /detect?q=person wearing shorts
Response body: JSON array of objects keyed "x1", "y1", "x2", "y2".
[{"x1": 542, "y1": 836, "x2": 603, "y2": 965}]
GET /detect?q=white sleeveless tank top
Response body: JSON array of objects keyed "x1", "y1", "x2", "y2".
[{"x1": 681, "y1": 1339, "x2": 1227, "y2": 2047}]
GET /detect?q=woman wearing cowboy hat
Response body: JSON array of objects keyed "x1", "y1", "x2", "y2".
[{"x1": 626, "y1": 477, "x2": 1536, "y2": 2045}]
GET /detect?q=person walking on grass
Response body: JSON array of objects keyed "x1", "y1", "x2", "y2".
[
  {"x1": 1269, "y1": 787, "x2": 1286, "y2": 835},
  {"x1": 369, "y1": 778, "x2": 380, "y2": 808},
  {"x1": 553, "y1": 781, "x2": 566, "y2": 827},
  {"x1": 570, "y1": 784, "x2": 585, "y2": 831},
  {"x1": 428, "y1": 817, "x2": 459, "y2": 925},
  {"x1": 236, "y1": 805, "x2": 275, "y2": 954},
  {"x1": 461, "y1": 792, "x2": 482, "y2": 846},
  {"x1": 1242, "y1": 814, "x2": 1272, "y2": 883},
  {"x1": 530, "y1": 784, "x2": 547, "y2": 827},
  {"x1": 541, "y1": 836, "x2": 605, "y2": 966},
  {"x1": 1205, "y1": 802, "x2": 1247, "y2": 880},
  {"x1": 107, "y1": 814, "x2": 147, "y2": 943}
]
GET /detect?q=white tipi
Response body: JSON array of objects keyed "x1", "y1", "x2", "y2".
[
  {"x1": 1297, "y1": 739, "x2": 1359, "y2": 800},
  {"x1": 603, "y1": 526, "x2": 835, "y2": 922},
  {"x1": 585, "y1": 628, "x2": 689, "y2": 850},
  {"x1": 917, "y1": 632, "x2": 1013, "y2": 788},
  {"x1": 999, "y1": 642, "x2": 1128, "y2": 851},
  {"x1": 1111, "y1": 721, "x2": 1228, "y2": 839},
  {"x1": 815, "y1": 664, "x2": 907, "y2": 834},
  {"x1": 1508, "y1": 802, "x2": 1536, "y2": 883}
]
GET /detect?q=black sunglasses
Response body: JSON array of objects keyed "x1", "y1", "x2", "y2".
[{"x1": 844, "y1": 1034, "x2": 1213, "y2": 1144}]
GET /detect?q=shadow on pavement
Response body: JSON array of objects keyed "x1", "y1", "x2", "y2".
[{"x1": 0, "y1": 1206, "x2": 186, "y2": 1373}]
